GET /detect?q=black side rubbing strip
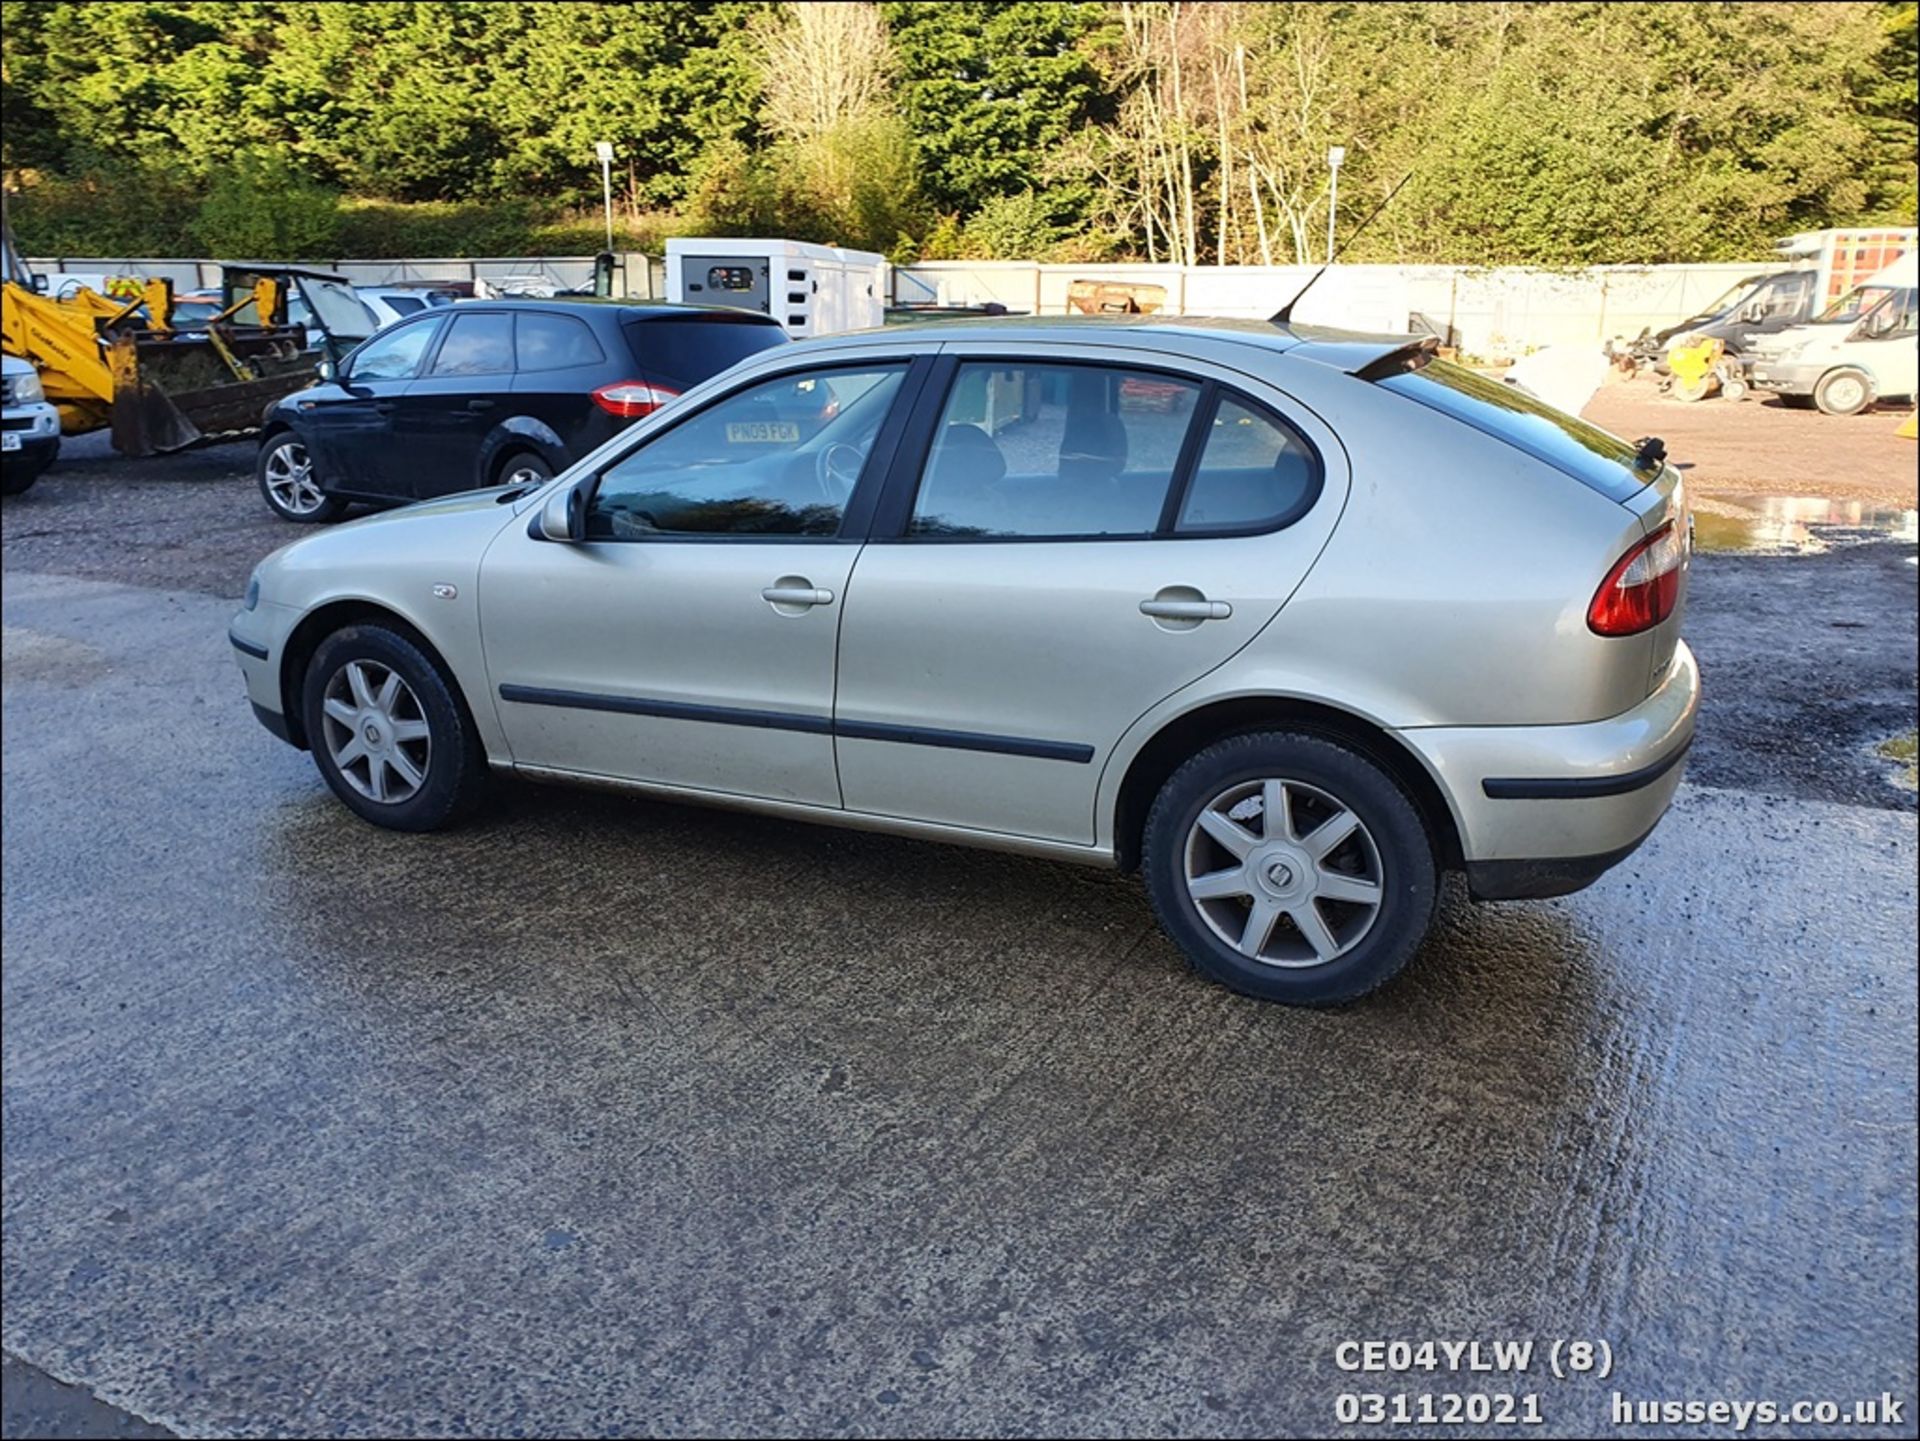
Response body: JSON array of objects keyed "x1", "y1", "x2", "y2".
[
  {"x1": 499, "y1": 684, "x2": 833, "y2": 734},
  {"x1": 497, "y1": 684, "x2": 1092, "y2": 763},
  {"x1": 1481, "y1": 736, "x2": 1692, "y2": 799},
  {"x1": 833, "y1": 720, "x2": 1094, "y2": 764},
  {"x1": 229, "y1": 631, "x2": 270, "y2": 660}
]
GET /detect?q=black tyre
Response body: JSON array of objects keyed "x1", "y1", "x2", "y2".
[
  {"x1": 1, "y1": 462, "x2": 43, "y2": 496},
  {"x1": 495, "y1": 450, "x2": 554, "y2": 488},
  {"x1": 258, "y1": 432, "x2": 346, "y2": 523},
  {"x1": 301, "y1": 624, "x2": 488, "y2": 831},
  {"x1": 1143, "y1": 731, "x2": 1439, "y2": 1006},
  {"x1": 1813, "y1": 368, "x2": 1874, "y2": 417}
]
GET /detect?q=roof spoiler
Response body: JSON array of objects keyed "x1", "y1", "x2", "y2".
[{"x1": 1352, "y1": 336, "x2": 1439, "y2": 380}]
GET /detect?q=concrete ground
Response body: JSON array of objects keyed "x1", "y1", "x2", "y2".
[{"x1": 2, "y1": 435, "x2": 1916, "y2": 1439}]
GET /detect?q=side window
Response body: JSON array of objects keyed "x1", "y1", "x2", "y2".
[
  {"x1": 1175, "y1": 395, "x2": 1322, "y2": 534},
  {"x1": 431, "y1": 312, "x2": 514, "y2": 376},
  {"x1": 908, "y1": 362, "x2": 1201, "y2": 538},
  {"x1": 384, "y1": 294, "x2": 425, "y2": 316},
  {"x1": 588, "y1": 365, "x2": 906, "y2": 540},
  {"x1": 346, "y1": 317, "x2": 440, "y2": 381},
  {"x1": 516, "y1": 312, "x2": 606, "y2": 371}
]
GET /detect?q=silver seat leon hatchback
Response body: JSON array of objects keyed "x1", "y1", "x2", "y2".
[{"x1": 232, "y1": 319, "x2": 1697, "y2": 1006}]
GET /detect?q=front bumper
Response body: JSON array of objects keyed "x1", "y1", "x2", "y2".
[
  {"x1": 2, "y1": 402, "x2": 62, "y2": 464},
  {"x1": 229, "y1": 601, "x2": 304, "y2": 749},
  {"x1": 1400, "y1": 641, "x2": 1700, "y2": 899},
  {"x1": 1745, "y1": 358, "x2": 1821, "y2": 395}
]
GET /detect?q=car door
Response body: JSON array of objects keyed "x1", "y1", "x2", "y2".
[
  {"x1": 1849, "y1": 288, "x2": 1918, "y2": 397},
  {"x1": 394, "y1": 308, "x2": 517, "y2": 499},
  {"x1": 300, "y1": 313, "x2": 444, "y2": 500},
  {"x1": 477, "y1": 356, "x2": 920, "y2": 807},
  {"x1": 832, "y1": 347, "x2": 1347, "y2": 845}
]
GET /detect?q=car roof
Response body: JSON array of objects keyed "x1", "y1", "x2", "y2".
[
  {"x1": 798, "y1": 315, "x2": 1425, "y2": 373},
  {"x1": 446, "y1": 298, "x2": 784, "y2": 324}
]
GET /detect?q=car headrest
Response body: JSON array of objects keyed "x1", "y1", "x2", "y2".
[{"x1": 929, "y1": 422, "x2": 1007, "y2": 487}]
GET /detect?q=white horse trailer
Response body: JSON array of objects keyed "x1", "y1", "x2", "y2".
[{"x1": 665, "y1": 238, "x2": 887, "y2": 338}]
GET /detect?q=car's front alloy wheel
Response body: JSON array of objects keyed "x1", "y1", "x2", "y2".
[
  {"x1": 1144, "y1": 731, "x2": 1438, "y2": 1005},
  {"x1": 302, "y1": 624, "x2": 487, "y2": 831}
]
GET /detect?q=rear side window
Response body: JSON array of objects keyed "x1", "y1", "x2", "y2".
[
  {"x1": 1176, "y1": 395, "x2": 1320, "y2": 534},
  {"x1": 909, "y1": 362, "x2": 1202, "y2": 538},
  {"x1": 516, "y1": 311, "x2": 606, "y2": 371},
  {"x1": 1378, "y1": 358, "x2": 1653, "y2": 501},
  {"x1": 431, "y1": 312, "x2": 514, "y2": 376},
  {"x1": 626, "y1": 318, "x2": 788, "y2": 388},
  {"x1": 384, "y1": 294, "x2": 425, "y2": 315}
]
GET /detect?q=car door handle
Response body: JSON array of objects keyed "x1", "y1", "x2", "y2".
[
  {"x1": 762, "y1": 584, "x2": 835, "y2": 608},
  {"x1": 373, "y1": 401, "x2": 397, "y2": 415},
  {"x1": 466, "y1": 398, "x2": 495, "y2": 411},
  {"x1": 1140, "y1": 598, "x2": 1231, "y2": 621}
]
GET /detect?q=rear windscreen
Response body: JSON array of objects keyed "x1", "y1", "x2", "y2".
[
  {"x1": 1377, "y1": 358, "x2": 1653, "y2": 501},
  {"x1": 624, "y1": 318, "x2": 788, "y2": 388}
]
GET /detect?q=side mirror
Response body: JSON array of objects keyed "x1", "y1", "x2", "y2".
[
  {"x1": 316, "y1": 358, "x2": 337, "y2": 382},
  {"x1": 533, "y1": 481, "x2": 587, "y2": 542},
  {"x1": 31, "y1": 275, "x2": 49, "y2": 295}
]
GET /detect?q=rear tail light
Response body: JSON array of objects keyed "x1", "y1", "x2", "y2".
[
  {"x1": 591, "y1": 379, "x2": 679, "y2": 419},
  {"x1": 1588, "y1": 522, "x2": 1686, "y2": 636}
]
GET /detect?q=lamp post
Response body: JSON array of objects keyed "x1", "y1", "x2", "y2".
[
  {"x1": 595, "y1": 141, "x2": 615, "y2": 253},
  {"x1": 1326, "y1": 146, "x2": 1346, "y2": 264}
]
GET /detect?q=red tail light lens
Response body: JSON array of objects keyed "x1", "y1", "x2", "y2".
[
  {"x1": 1588, "y1": 522, "x2": 1686, "y2": 636},
  {"x1": 591, "y1": 379, "x2": 679, "y2": 419}
]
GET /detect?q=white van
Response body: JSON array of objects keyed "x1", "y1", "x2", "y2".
[{"x1": 1746, "y1": 253, "x2": 1918, "y2": 415}]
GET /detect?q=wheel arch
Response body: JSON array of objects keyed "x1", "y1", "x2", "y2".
[
  {"x1": 1110, "y1": 695, "x2": 1466, "y2": 874},
  {"x1": 480, "y1": 417, "x2": 568, "y2": 486},
  {"x1": 277, "y1": 599, "x2": 474, "y2": 751}
]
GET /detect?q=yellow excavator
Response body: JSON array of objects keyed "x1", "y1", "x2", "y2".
[{"x1": 2, "y1": 220, "x2": 374, "y2": 455}]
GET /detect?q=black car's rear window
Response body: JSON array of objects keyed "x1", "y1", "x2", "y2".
[
  {"x1": 624, "y1": 317, "x2": 789, "y2": 389},
  {"x1": 1378, "y1": 358, "x2": 1653, "y2": 501}
]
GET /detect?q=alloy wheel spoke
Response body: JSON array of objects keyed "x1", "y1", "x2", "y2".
[
  {"x1": 1238, "y1": 897, "x2": 1282, "y2": 957},
  {"x1": 1289, "y1": 901, "x2": 1342, "y2": 961},
  {"x1": 376, "y1": 671, "x2": 402, "y2": 714},
  {"x1": 387, "y1": 748, "x2": 424, "y2": 791},
  {"x1": 1189, "y1": 867, "x2": 1253, "y2": 901},
  {"x1": 1304, "y1": 808, "x2": 1361, "y2": 861},
  {"x1": 1197, "y1": 808, "x2": 1259, "y2": 861},
  {"x1": 346, "y1": 662, "x2": 377, "y2": 710},
  {"x1": 366, "y1": 755, "x2": 389, "y2": 802},
  {"x1": 334, "y1": 734, "x2": 367, "y2": 769},
  {"x1": 1314, "y1": 870, "x2": 1382, "y2": 905},
  {"x1": 390, "y1": 718, "x2": 430, "y2": 743},
  {"x1": 1261, "y1": 779, "x2": 1292, "y2": 842},
  {"x1": 324, "y1": 698, "x2": 358, "y2": 726}
]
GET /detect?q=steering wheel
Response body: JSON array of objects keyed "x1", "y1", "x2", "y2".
[{"x1": 816, "y1": 442, "x2": 865, "y2": 501}]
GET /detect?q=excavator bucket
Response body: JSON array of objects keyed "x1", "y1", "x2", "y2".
[{"x1": 107, "y1": 321, "x2": 314, "y2": 455}]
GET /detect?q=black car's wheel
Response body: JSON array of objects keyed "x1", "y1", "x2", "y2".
[
  {"x1": 495, "y1": 450, "x2": 554, "y2": 488},
  {"x1": 1143, "y1": 731, "x2": 1439, "y2": 1006},
  {"x1": 2, "y1": 461, "x2": 44, "y2": 495},
  {"x1": 259, "y1": 433, "x2": 346, "y2": 523},
  {"x1": 301, "y1": 624, "x2": 488, "y2": 831}
]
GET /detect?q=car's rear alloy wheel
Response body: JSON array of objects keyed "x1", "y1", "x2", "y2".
[
  {"x1": 259, "y1": 435, "x2": 345, "y2": 523},
  {"x1": 1144, "y1": 731, "x2": 1438, "y2": 1005},
  {"x1": 1813, "y1": 368, "x2": 1873, "y2": 417},
  {"x1": 1182, "y1": 777, "x2": 1385, "y2": 968},
  {"x1": 499, "y1": 452, "x2": 553, "y2": 489},
  {"x1": 302, "y1": 624, "x2": 487, "y2": 831}
]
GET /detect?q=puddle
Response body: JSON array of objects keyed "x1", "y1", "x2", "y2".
[{"x1": 1691, "y1": 494, "x2": 1920, "y2": 555}]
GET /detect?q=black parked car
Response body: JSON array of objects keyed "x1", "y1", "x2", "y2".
[{"x1": 256, "y1": 300, "x2": 789, "y2": 522}]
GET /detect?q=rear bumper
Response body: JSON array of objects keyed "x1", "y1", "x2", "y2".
[{"x1": 1400, "y1": 641, "x2": 1699, "y2": 896}]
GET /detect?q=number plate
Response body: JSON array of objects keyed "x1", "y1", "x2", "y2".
[
  {"x1": 1, "y1": 433, "x2": 21, "y2": 452},
  {"x1": 726, "y1": 421, "x2": 799, "y2": 444}
]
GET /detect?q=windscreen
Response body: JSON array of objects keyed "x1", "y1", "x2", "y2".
[
  {"x1": 1813, "y1": 283, "x2": 1901, "y2": 326},
  {"x1": 625, "y1": 316, "x2": 789, "y2": 389},
  {"x1": 1378, "y1": 358, "x2": 1656, "y2": 502},
  {"x1": 298, "y1": 277, "x2": 377, "y2": 341}
]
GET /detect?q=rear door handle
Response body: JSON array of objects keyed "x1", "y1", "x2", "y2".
[
  {"x1": 373, "y1": 402, "x2": 397, "y2": 415},
  {"x1": 1140, "y1": 598, "x2": 1232, "y2": 621},
  {"x1": 762, "y1": 584, "x2": 835, "y2": 608},
  {"x1": 467, "y1": 398, "x2": 495, "y2": 412}
]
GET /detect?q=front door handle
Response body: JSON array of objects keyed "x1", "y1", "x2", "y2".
[
  {"x1": 1140, "y1": 597, "x2": 1231, "y2": 621},
  {"x1": 762, "y1": 582, "x2": 835, "y2": 609},
  {"x1": 466, "y1": 398, "x2": 495, "y2": 412}
]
